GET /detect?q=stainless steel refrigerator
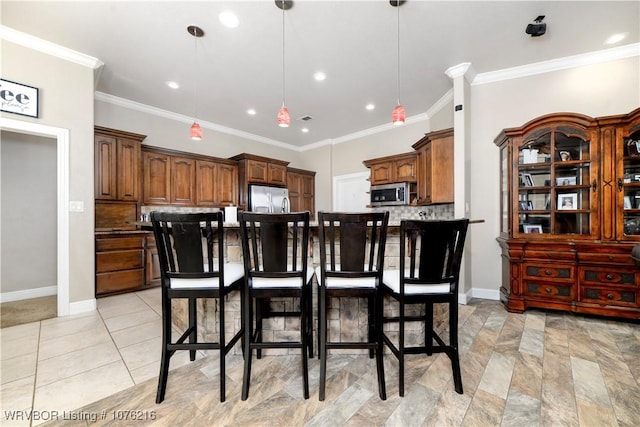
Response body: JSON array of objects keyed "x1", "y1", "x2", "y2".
[{"x1": 248, "y1": 184, "x2": 290, "y2": 213}]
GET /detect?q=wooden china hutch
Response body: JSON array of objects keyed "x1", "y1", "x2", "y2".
[{"x1": 495, "y1": 108, "x2": 640, "y2": 320}]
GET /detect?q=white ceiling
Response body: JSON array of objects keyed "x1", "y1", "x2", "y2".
[{"x1": 2, "y1": 1, "x2": 639, "y2": 148}]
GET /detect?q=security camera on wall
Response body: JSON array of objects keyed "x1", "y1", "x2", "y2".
[{"x1": 526, "y1": 15, "x2": 546, "y2": 37}]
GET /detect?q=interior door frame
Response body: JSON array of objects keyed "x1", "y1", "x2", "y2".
[{"x1": 1, "y1": 117, "x2": 70, "y2": 316}]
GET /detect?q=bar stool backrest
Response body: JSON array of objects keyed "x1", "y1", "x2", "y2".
[
  {"x1": 400, "y1": 218, "x2": 469, "y2": 291},
  {"x1": 152, "y1": 211, "x2": 224, "y2": 284}
]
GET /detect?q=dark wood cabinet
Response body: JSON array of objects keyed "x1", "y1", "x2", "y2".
[
  {"x1": 364, "y1": 152, "x2": 417, "y2": 186},
  {"x1": 95, "y1": 232, "x2": 148, "y2": 296},
  {"x1": 412, "y1": 128, "x2": 454, "y2": 205},
  {"x1": 495, "y1": 109, "x2": 640, "y2": 319},
  {"x1": 142, "y1": 150, "x2": 171, "y2": 205},
  {"x1": 142, "y1": 147, "x2": 237, "y2": 207},
  {"x1": 215, "y1": 162, "x2": 238, "y2": 206},
  {"x1": 231, "y1": 153, "x2": 290, "y2": 209},
  {"x1": 170, "y1": 156, "x2": 196, "y2": 205},
  {"x1": 94, "y1": 127, "x2": 145, "y2": 202},
  {"x1": 287, "y1": 167, "x2": 316, "y2": 219}
]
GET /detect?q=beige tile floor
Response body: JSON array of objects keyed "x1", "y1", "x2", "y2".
[{"x1": 1, "y1": 291, "x2": 639, "y2": 426}]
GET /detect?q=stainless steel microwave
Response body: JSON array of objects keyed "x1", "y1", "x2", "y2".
[{"x1": 370, "y1": 182, "x2": 409, "y2": 206}]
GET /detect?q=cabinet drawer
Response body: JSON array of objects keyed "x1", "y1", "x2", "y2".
[
  {"x1": 96, "y1": 237, "x2": 144, "y2": 251},
  {"x1": 523, "y1": 264, "x2": 574, "y2": 281},
  {"x1": 525, "y1": 281, "x2": 573, "y2": 299},
  {"x1": 579, "y1": 286, "x2": 637, "y2": 307},
  {"x1": 579, "y1": 267, "x2": 637, "y2": 287},
  {"x1": 578, "y1": 252, "x2": 635, "y2": 266},
  {"x1": 96, "y1": 249, "x2": 144, "y2": 273},
  {"x1": 96, "y1": 269, "x2": 145, "y2": 295},
  {"x1": 524, "y1": 250, "x2": 576, "y2": 261}
]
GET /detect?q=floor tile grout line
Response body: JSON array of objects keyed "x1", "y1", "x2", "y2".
[
  {"x1": 96, "y1": 300, "x2": 138, "y2": 388},
  {"x1": 28, "y1": 321, "x2": 43, "y2": 427}
]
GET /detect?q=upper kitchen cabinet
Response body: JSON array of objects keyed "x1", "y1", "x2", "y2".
[
  {"x1": 412, "y1": 128, "x2": 454, "y2": 205},
  {"x1": 94, "y1": 126, "x2": 146, "y2": 201},
  {"x1": 142, "y1": 146, "x2": 237, "y2": 207},
  {"x1": 142, "y1": 149, "x2": 171, "y2": 205},
  {"x1": 287, "y1": 167, "x2": 316, "y2": 219},
  {"x1": 231, "y1": 153, "x2": 290, "y2": 209},
  {"x1": 363, "y1": 152, "x2": 417, "y2": 185},
  {"x1": 195, "y1": 160, "x2": 238, "y2": 206}
]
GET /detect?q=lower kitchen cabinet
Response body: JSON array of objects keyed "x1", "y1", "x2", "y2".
[
  {"x1": 145, "y1": 235, "x2": 161, "y2": 286},
  {"x1": 95, "y1": 232, "x2": 151, "y2": 297}
]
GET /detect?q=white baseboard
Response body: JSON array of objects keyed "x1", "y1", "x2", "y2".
[
  {"x1": 69, "y1": 298, "x2": 97, "y2": 315},
  {"x1": 0, "y1": 285, "x2": 57, "y2": 303},
  {"x1": 471, "y1": 287, "x2": 501, "y2": 301}
]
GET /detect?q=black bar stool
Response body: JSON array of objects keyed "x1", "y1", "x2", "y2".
[
  {"x1": 381, "y1": 218, "x2": 469, "y2": 396},
  {"x1": 316, "y1": 211, "x2": 389, "y2": 401},
  {"x1": 238, "y1": 211, "x2": 314, "y2": 400},
  {"x1": 151, "y1": 211, "x2": 245, "y2": 403}
]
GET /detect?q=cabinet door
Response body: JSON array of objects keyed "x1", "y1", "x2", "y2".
[
  {"x1": 301, "y1": 174, "x2": 315, "y2": 218},
  {"x1": 616, "y1": 111, "x2": 640, "y2": 241},
  {"x1": 143, "y1": 151, "x2": 171, "y2": 204},
  {"x1": 394, "y1": 155, "x2": 417, "y2": 182},
  {"x1": 171, "y1": 157, "x2": 196, "y2": 205},
  {"x1": 145, "y1": 236, "x2": 161, "y2": 286},
  {"x1": 430, "y1": 137, "x2": 454, "y2": 203},
  {"x1": 287, "y1": 172, "x2": 302, "y2": 213},
  {"x1": 196, "y1": 160, "x2": 217, "y2": 206},
  {"x1": 246, "y1": 159, "x2": 268, "y2": 183},
  {"x1": 269, "y1": 163, "x2": 287, "y2": 186},
  {"x1": 370, "y1": 162, "x2": 394, "y2": 185},
  {"x1": 95, "y1": 135, "x2": 117, "y2": 200},
  {"x1": 216, "y1": 163, "x2": 238, "y2": 206},
  {"x1": 418, "y1": 145, "x2": 433, "y2": 203},
  {"x1": 116, "y1": 138, "x2": 140, "y2": 201}
]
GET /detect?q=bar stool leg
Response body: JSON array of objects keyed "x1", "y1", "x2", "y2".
[
  {"x1": 319, "y1": 285, "x2": 327, "y2": 401},
  {"x1": 188, "y1": 297, "x2": 197, "y2": 361},
  {"x1": 375, "y1": 291, "x2": 386, "y2": 400},
  {"x1": 242, "y1": 291, "x2": 253, "y2": 400}
]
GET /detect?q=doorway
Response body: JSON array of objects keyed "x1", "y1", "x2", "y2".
[{"x1": 0, "y1": 117, "x2": 70, "y2": 317}]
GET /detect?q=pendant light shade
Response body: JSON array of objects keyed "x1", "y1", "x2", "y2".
[
  {"x1": 392, "y1": 104, "x2": 406, "y2": 125},
  {"x1": 277, "y1": 105, "x2": 290, "y2": 127},
  {"x1": 391, "y1": 1, "x2": 405, "y2": 126},
  {"x1": 188, "y1": 25, "x2": 204, "y2": 140},
  {"x1": 190, "y1": 122, "x2": 202, "y2": 140}
]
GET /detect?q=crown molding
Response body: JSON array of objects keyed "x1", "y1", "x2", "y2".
[
  {"x1": 0, "y1": 25, "x2": 103, "y2": 70},
  {"x1": 473, "y1": 43, "x2": 640, "y2": 85},
  {"x1": 95, "y1": 92, "x2": 299, "y2": 151}
]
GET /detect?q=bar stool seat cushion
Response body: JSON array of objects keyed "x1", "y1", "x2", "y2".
[
  {"x1": 251, "y1": 268, "x2": 315, "y2": 288},
  {"x1": 170, "y1": 262, "x2": 245, "y2": 289},
  {"x1": 315, "y1": 265, "x2": 377, "y2": 288},
  {"x1": 382, "y1": 270, "x2": 451, "y2": 295}
]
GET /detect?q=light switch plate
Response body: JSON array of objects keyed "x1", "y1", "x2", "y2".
[{"x1": 69, "y1": 201, "x2": 84, "y2": 212}]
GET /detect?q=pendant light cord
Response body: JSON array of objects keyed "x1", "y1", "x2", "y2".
[
  {"x1": 193, "y1": 27, "x2": 198, "y2": 120},
  {"x1": 282, "y1": 0, "x2": 286, "y2": 107},
  {"x1": 396, "y1": 2, "x2": 401, "y2": 106}
]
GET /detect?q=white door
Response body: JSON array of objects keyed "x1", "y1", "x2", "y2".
[{"x1": 333, "y1": 172, "x2": 370, "y2": 212}]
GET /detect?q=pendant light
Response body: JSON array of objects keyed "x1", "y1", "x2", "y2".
[
  {"x1": 188, "y1": 25, "x2": 204, "y2": 140},
  {"x1": 391, "y1": 1, "x2": 405, "y2": 126},
  {"x1": 276, "y1": 0, "x2": 292, "y2": 127}
]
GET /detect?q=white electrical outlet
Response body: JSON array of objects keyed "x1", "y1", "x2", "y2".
[{"x1": 69, "y1": 201, "x2": 84, "y2": 212}]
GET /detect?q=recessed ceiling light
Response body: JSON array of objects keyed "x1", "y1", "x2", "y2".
[
  {"x1": 605, "y1": 32, "x2": 628, "y2": 45},
  {"x1": 166, "y1": 81, "x2": 179, "y2": 89},
  {"x1": 247, "y1": 108, "x2": 256, "y2": 115},
  {"x1": 365, "y1": 103, "x2": 375, "y2": 111},
  {"x1": 301, "y1": 128, "x2": 309, "y2": 133},
  {"x1": 219, "y1": 11, "x2": 239, "y2": 28},
  {"x1": 313, "y1": 71, "x2": 326, "y2": 81}
]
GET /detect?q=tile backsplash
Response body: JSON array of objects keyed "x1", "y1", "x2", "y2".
[{"x1": 141, "y1": 204, "x2": 454, "y2": 222}]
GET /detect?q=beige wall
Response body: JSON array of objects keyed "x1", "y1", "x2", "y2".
[
  {"x1": 467, "y1": 56, "x2": 640, "y2": 293},
  {"x1": 1, "y1": 41, "x2": 95, "y2": 304}
]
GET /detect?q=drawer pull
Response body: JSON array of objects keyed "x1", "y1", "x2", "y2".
[
  {"x1": 607, "y1": 294, "x2": 614, "y2": 300},
  {"x1": 545, "y1": 287, "x2": 552, "y2": 293},
  {"x1": 606, "y1": 274, "x2": 614, "y2": 280},
  {"x1": 547, "y1": 253, "x2": 552, "y2": 258},
  {"x1": 608, "y1": 256, "x2": 614, "y2": 261},
  {"x1": 545, "y1": 270, "x2": 552, "y2": 275}
]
